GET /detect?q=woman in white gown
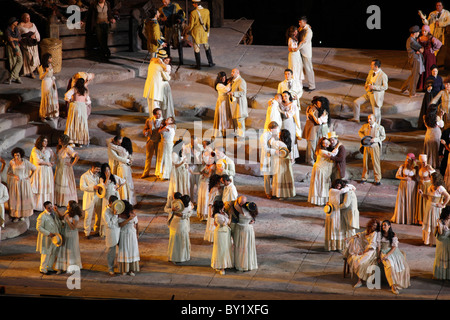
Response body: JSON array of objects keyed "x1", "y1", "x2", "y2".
[
  {"x1": 234, "y1": 202, "x2": 258, "y2": 272},
  {"x1": 7, "y1": 147, "x2": 36, "y2": 221},
  {"x1": 196, "y1": 150, "x2": 216, "y2": 221},
  {"x1": 433, "y1": 207, "x2": 450, "y2": 280},
  {"x1": 54, "y1": 134, "x2": 79, "y2": 207},
  {"x1": 55, "y1": 200, "x2": 82, "y2": 273},
  {"x1": 30, "y1": 135, "x2": 55, "y2": 211},
  {"x1": 308, "y1": 137, "x2": 337, "y2": 205},
  {"x1": 18, "y1": 13, "x2": 40, "y2": 78},
  {"x1": 391, "y1": 153, "x2": 417, "y2": 225},
  {"x1": 213, "y1": 71, "x2": 232, "y2": 137},
  {"x1": 419, "y1": 172, "x2": 450, "y2": 246},
  {"x1": 167, "y1": 195, "x2": 193, "y2": 264},
  {"x1": 211, "y1": 201, "x2": 234, "y2": 275},
  {"x1": 377, "y1": 220, "x2": 411, "y2": 295},
  {"x1": 155, "y1": 117, "x2": 176, "y2": 180},
  {"x1": 345, "y1": 218, "x2": 380, "y2": 289},
  {"x1": 64, "y1": 78, "x2": 90, "y2": 146},
  {"x1": 38, "y1": 53, "x2": 59, "y2": 121},
  {"x1": 270, "y1": 129, "x2": 296, "y2": 199},
  {"x1": 116, "y1": 137, "x2": 136, "y2": 205},
  {"x1": 166, "y1": 139, "x2": 190, "y2": 211},
  {"x1": 204, "y1": 174, "x2": 222, "y2": 242},
  {"x1": 161, "y1": 57, "x2": 174, "y2": 118},
  {"x1": 279, "y1": 91, "x2": 300, "y2": 159},
  {"x1": 415, "y1": 154, "x2": 434, "y2": 225},
  {"x1": 286, "y1": 25, "x2": 303, "y2": 81},
  {"x1": 118, "y1": 200, "x2": 140, "y2": 276}
]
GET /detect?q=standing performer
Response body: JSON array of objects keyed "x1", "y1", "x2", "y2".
[
  {"x1": 400, "y1": 25, "x2": 424, "y2": 98},
  {"x1": 80, "y1": 162, "x2": 102, "y2": 239},
  {"x1": 297, "y1": 16, "x2": 315, "y2": 92},
  {"x1": 54, "y1": 134, "x2": 79, "y2": 207},
  {"x1": 142, "y1": 108, "x2": 163, "y2": 178},
  {"x1": 38, "y1": 53, "x2": 59, "y2": 122},
  {"x1": 188, "y1": 0, "x2": 214, "y2": 69},
  {"x1": 228, "y1": 69, "x2": 248, "y2": 139},
  {"x1": 64, "y1": 78, "x2": 91, "y2": 146},
  {"x1": 391, "y1": 154, "x2": 417, "y2": 225}
]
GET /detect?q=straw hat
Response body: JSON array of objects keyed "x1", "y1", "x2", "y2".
[
  {"x1": 51, "y1": 233, "x2": 63, "y2": 247},
  {"x1": 323, "y1": 202, "x2": 334, "y2": 214},
  {"x1": 96, "y1": 182, "x2": 106, "y2": 198},
  {"x1": 112, "y1": 200, "x2": 125, "y2": 215}
]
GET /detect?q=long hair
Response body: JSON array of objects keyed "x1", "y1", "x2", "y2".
[
  {"x1": 245, "y1": 202, "x2": 258, "y2": 220},
  {"x1": 214, "y1": 71, "x2": 227, "y2": 91},
  {"x1": 314, "y1": 96, "x2": 331, "y2": 126},
  {"x1": 100, "y1": 163, "x2": 116, "y2": 184},
  {"x1": 425, "y1": 104, "x2": 438, "y2": 128},
  {"x1": 366, "y1": 218, "x2": 380, "y2": 234},
  {"x1": 74, "y1": 78, "x2": 87, "y2": 96},
  {"x1": 279, "y1": 129, "x2": 292, "y2": 153},
  {"x1": 67, "y1": 200, "x2": 82, "y2": 218},
  {"x1": 35, "y1": 135, "x2": 48, "y2": 150},
  {"x1": 381, "y1": 220, "x2": 396, "y2": 246},
  {"x1": 57, "y1": 134, "x2": 70, "y2": 152},
  {"x1": 285, "y1": 25, "x2": 297, "y2": 44},
  {"x1": 315, "y1": 137, "x2": 329, "y2": 156},
  {"x1": 41, "y1": 53, "x2": 52, "y2": 70},
  {"x1": 431, "y1": 171, "x2": 445, "y2": 188},
  {"x1": 121, "y1": 137, "x2": 133, "y2": 155},
  {"x1": 212, "y1": 200, "x2": 224, "y2": 218},
  {"x1": 208, "y1": 174, "x2": 222, "y2": 191}
]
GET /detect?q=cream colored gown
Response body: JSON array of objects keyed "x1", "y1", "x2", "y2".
[
  {"x1": 30, "y1": 147, "x2": 55, "y2": 211},
  {"x1": 234, "y1": 208, "x2": 258, "y2": 271},
  {"x1": 7, "y1": 159, "x2": 36, "y2": 218},
  {"x1": 54, "y1": 146, "x2": 78, "y2": 206},
  {"x1": 38, "y1": 65, "x2": 59, "y2": 119},
  {"x1": 168, "y1": 207, "x2": 192, "y2": 263},
  {"x1": 308, "y1": 149, "x2": 335, "y2": 205},
  {"x1": 391, "y1": 165, "x2": 417, "y2": 225},
  {"x1": 211, "y1": 212, "x2": 234, "y2": 271}
]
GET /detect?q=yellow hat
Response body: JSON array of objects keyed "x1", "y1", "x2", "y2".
[{"x1": 51, "y1": 233, "x2": 63, "y2": 247}]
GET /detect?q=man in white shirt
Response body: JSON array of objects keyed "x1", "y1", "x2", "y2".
[
  {"x1": 142, "y1": 108, "x2": 163, "y2": 178},
  {"x1": 228, "y1": 68, "x2": 248, "y2": 138},
  {"x1": 183, "y1": 135, "x2": 204, "y2": 202},
  {"x1": 260, "y1": 121, "x2": 279, "y2": 198},
  {"x1": 221, "y1": 174, "x2": 238, "y2": 202},
  {"x1": 214, "y1": 146, "x2": 236, "y2": 181},
  {"x1": 351, "y1": 59, "x2": 388, "y2": 125},
  {"x1": 298, "y1": 16, "x2": 316, "y2": 92},
  {"x1": 102, "y1": 195, "x2": 121, "y2": 275},
  {"x1": 36, "y1": 201, "x2": 62, "y2": 274},
  {"x1": 80, "y1": 162, "x2": 102, "y2": 238},
  {"x1": 277, "y1": 68, "x2": 303, "y2": 108}
]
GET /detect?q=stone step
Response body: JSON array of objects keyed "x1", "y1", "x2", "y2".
[
  {"x1": 0, "y1": 113, "x2": 30, "y2": 134},
  {"x1": 0, "y1": 123, "x2": 53, "y2": 154}
]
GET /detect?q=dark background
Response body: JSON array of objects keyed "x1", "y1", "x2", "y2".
[{"x1": 224, "y1": 0, "x2": 440, "y2": 50}]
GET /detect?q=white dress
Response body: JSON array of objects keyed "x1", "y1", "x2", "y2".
[
  {"x1": 168, "y1": 207, "x2": 192, "y2": 263},
  {"x1": 64, "y1": 89, "x2": 90, "y2": 145},
  {"x1": 196, "y1": 164, "x2": 214, "y2": 221},
  {"x1": 211, "y1": 213, "x2": 234, "y2": 271},
  {"x1": 161, "y1": 64, "x2": 174, "y2": 118},
  {"x1": 54, "y1": 146, "x2": 78, "y2": 206},
  {"x1": 324, "y1": 188, "x2": 345, "y2": 251},
  {"x1": 155, "y1": 124, "x2": 176, "y2": 180},
  {"x1": 30, "y1": 147, "x2": 55, "y2": 211},
  {"x1": 378, "y1": 233, "x2": 411, "y2": 289},
  {"x1": 115, "y1": 146, "x2": 136, "y2": 205},
  {"x1": 346, "y1": 231, "x2": 378, "y2": 281},
  {"x1": 204, "y1": 186, "x2": 222, "y2": 242},
  {"x1": 7, "y1": 159, "x2": 36, "y2": 218},
  {"x1": 18, "y1": 23, "x2": 40, "y2": 75},
  {"x1": 166, "y1": 152, "x2": 190, "y2": 202},
  {"x1": 288, "y1": 37, "x2": 303, "y2": 81},
  {"x1": 423, "y1": 185, "x2": 447, "y2": 245},
  {"x1": 118, "y1": 216, "x2": 140, "y2": 270},
  {"x1": 234, "y1": 208, "x2": 258, "y2": 271},
  {"x1": 270, "y1": 139, "x2": 296, "y2": 198},
  {"x1": 308, "y1": 149, "x2": 335, "y2": 205},
  {"x1": 38, "y1": 65, "x2": 59, "y2": 119},
  {"x1": 280, "y1": 103, "x2": 299, "y2": 159},
  {"x1": 56, "y1": 214, "x2": 82, "y2": 271},
  {"x1": 213, "y1": 83, "x2": 233, "y2": 137},
  {"x1": 391, "y1": 166, "x2": 417, "y2": 225}
]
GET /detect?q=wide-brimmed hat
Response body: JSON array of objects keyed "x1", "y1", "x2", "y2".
[
  {"x1": 51, "y1": 233, "x2": 63, "y2": 247},
  {"x1": 96, "y1": 183, "x2": 106, "y2": 199},
  {"x1": 324, "y1": 202, "x2": 334, "y2": 214},
  {"x1": 112, "y1": 200, "x2": 125, "y2": 215},
  {"x1": 361, "y1": 136, "x2": 373, "y2": 147}
]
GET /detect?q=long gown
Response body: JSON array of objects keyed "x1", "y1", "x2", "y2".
[
  {"x1": 423, "y1": 185, "x2": 447, "y2": 246},
  {"x1": 433, "y1": 219, "x2": 450, "y2": 280},
  {"x1": 166, "y1": 152, "x2": 190, "y2": 210},
  {"x1": 115, "y1": 146, "x2": 136, "y2": 205},
  {"x1": 168, "y1": 207, "x2": 192, "y2": 263},
  {"x1": 423, "y1": 118, "x2": 444, "y2": 169},
  {"x1": 211, "y1": 212, "x2": 234, "y2": 271},
  {"x1": 418, "y1": 36, "x2": 441, "y2": 91},
  {"x1": 18, "y1": 22, "x2": 40, "y2": 76},
  {"x1": 234, "y1": 208, "x2": 258, "y2": 271},
  {"x1": 161, "y1": 64, "x2": 174, "y2": 118},
  {"x1": 270, "y1": 139, "x2": 296, "y2": 198},
  {"x1": 391, "y1": 165, "x2": 417, "y2": 225},
  {"x1": 155, "y1": 124, "x2": 176, "y2": 180},
  {"x1": 54, "y1": 146, "x2": 78, "y2": 206},
  {"x1": 118, "y1": 216, "x2": 140, "y2": 273},
  {"x1": 213, "y1": 82, "x2": 233, "y2": 137},
  {"x1": 30, "y1": 146, "x2": 55, "y2": 211},
  {"x1": 38, "y1": 65, "x2": 59, "y2": 119},
  {"x1": 288, "y1": 37, "x2": 303, "y2": 81},
  {"x1": 55, "y1": 214, "x2": 82, "y2": 272},
  {"x1": 346, "y1": 231, "x2": 378, "y2": 281},
  {"x1": 204, "y1": 185, "x2": 222, "y2": 242},
  {"x1": 415, "y1": 167, "x2": 432, "y2": 225},
  {"x1": 7, "y1": 159, "x2": 36, "y2": 218},
  {"x1": 64, "y1": 89, "x2": 90, "y2": 146},
  {"x1": 377, "y1": 233, "x2": 411, "y2": 290},
  {"x1": 308, "y1": 149, "x2": 335, "y2": 205},
  {"x1": 197, "y1": 163, "x2": 215, "y2": 221},
  {"x1": 280, "y1": 103, "x2": 300, "y2": 159},
  {"x1": 324, "y1": 188, "x2": 345, "y2": 251}
]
